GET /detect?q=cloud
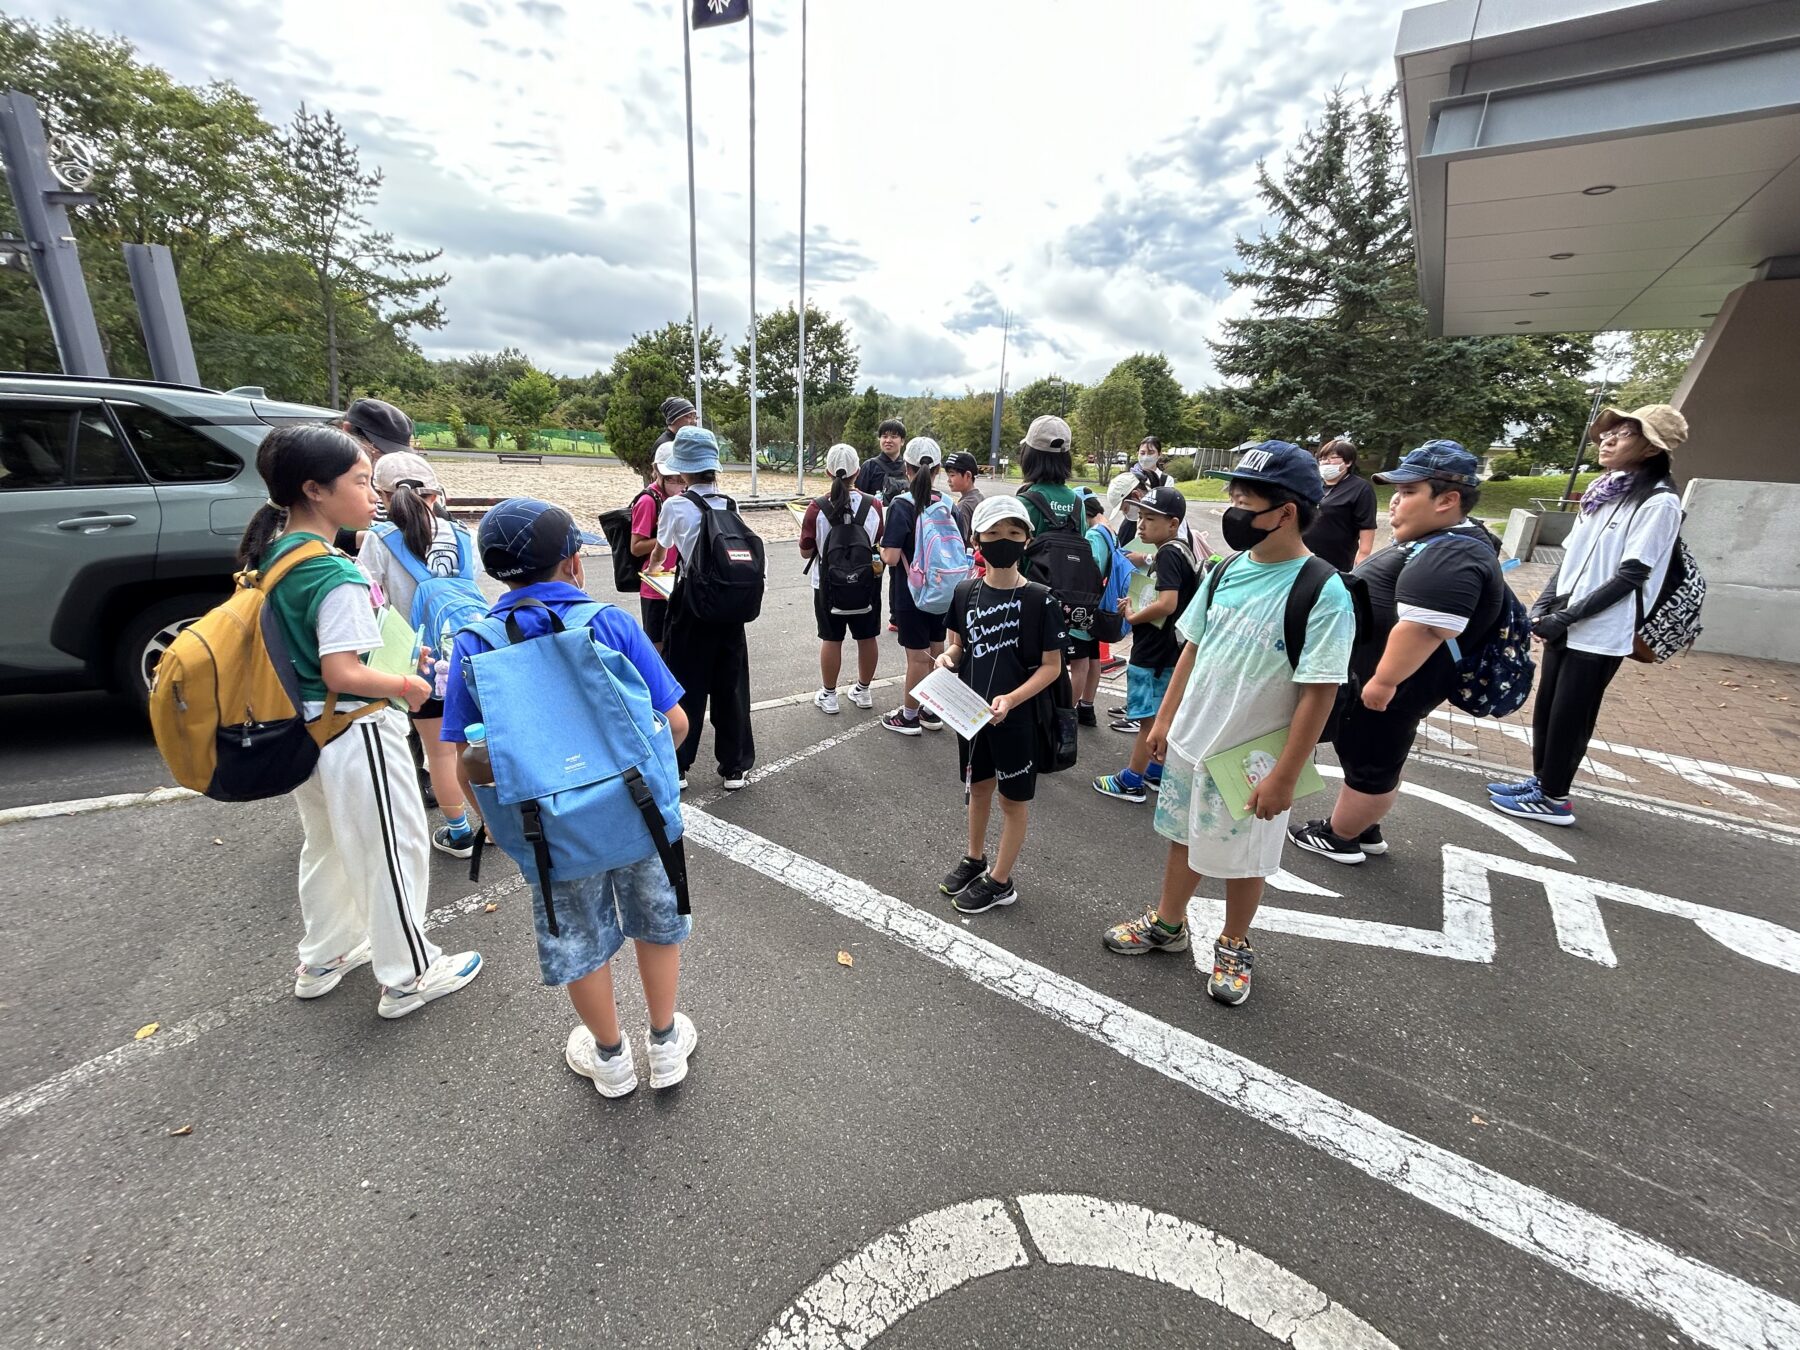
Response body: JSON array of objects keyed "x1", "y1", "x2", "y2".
[{"x1": 448, "y1": 2, "x2": 489, "y2": 26}]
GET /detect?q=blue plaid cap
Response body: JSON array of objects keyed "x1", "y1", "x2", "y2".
[
  {"x1": 477, "y1": 497, "x2": 600, "y2": 579},
  {"x1": 1374, "y1": 439, "x2": 1481, "y2": 487}
]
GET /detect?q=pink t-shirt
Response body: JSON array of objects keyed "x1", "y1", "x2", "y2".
[{"x1": 630, "y1": 488, "x2": 665, "y2": 600}]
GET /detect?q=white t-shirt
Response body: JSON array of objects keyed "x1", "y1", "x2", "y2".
[
  {"x1": 1557, "y1": 484, "x2": 1683, "y2": 657},
  {"x1": 303, "y1": 582, "x2": 383, "y2": 718},
  {"x1": 357, "y1": 518, "x2": 467, "y2": 620},
  {"x1": 657, "y1": 484, "x2": 741, "y2": 571},
  {"x1": 808, "y1": 489, "x2": 881, "y2": 591}
]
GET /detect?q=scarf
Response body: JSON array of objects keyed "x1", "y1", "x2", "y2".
[{"x1": 1579, "y1": 470, "x2": 1633, "y2": 517}]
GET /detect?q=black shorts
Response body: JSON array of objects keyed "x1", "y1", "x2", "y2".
[
  {"x1": 411, "y1": 698, "x2": 445, "y2": 723},
  {"x1": 957, "y1": 718, "x2": 1039, "y2": 802},
  {"x1": 1067, "y1": 636, "x2": 1101, "y2": 661},
  {"x1": 640, "y1": 595, "x2": 669, "y2": 644},
  {"x1": 894, "y1": 604, "x2": 949, "y2": 652},
  {"x1": 813, "y1": 589, "x2": 881, "y2": 642},
  {"x1": 1330, "y1": 697, "x2": 1428, "y2": 795}
]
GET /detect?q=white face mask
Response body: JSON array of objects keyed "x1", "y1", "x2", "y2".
[
  {"x1": 1320, "y1": 462, "x2": 1345, "y2": 483},
  {"x1": 1122, "y1": 502, "x2": 1142, "y2": 521},
  {"x1": 1138, "y1": 454, "x2": 1159, "y2": 471}
]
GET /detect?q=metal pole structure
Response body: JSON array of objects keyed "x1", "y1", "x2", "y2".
[
  {"x1": 794, "y1": 0, "x2": 807, "y2": 495},
  {"x1": 123, "y1": 243, "x2": 200, "y2": 385},
  {"x1": 988, "y1": 309, "x2": 1010, "y2": 467},
  {"x1": 680, "y1": 5, "x2": 703, "y2": 420},
  {"x1": 747, "y1": 3, "x2": 758, "y2": 498},
  {"x1": 0, "y1": 92, "x2": 107, "y2": 376}
]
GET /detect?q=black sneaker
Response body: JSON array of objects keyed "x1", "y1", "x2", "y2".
[
  {"x1": 1357, "y1": 824, "x2": 1388, "y2": 856},
  {"x1": 1106, "y1": 705, "x2": 1130, "y2": 718},
  {"x1": 1287, "y1": 818, "x2": 1365, "y2": 865},
  {"x1": 917, "y1": 707, "x2": 944, "y2": 732},
  {"x1": 939, "y1": 855, "x2": 988, "y2": 897},
  {"x1": 1110, "y1": 716, "x2": 1141, "y2": 734},
  {"x1": 952, "y1": 872, "x2": 1018, "y2": 914},
  {"x1": 1076, "y1": 704, "x2": 1098, "y2": 728}
]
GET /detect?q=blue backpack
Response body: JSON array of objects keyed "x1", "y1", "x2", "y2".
[
  {"x1": 460, "y1": 598, "x2": 687, "y2": 934},
  {"x1": 906, "y1": 497, "x2": 976, "y2": 615},
  {"x1": 1088, "y1": 520, "x2": 1133, "y2": 643},
  {"x1": 371, "y1": 522, "x2": 488, "y2": 643},
  {"x1": 1408, "y1": 535, "x2": 1536, "y2": 719}
]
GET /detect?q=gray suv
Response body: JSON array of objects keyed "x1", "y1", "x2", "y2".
[{"x1": 0, "y1": 372, "x2": 339, "y2": 705}]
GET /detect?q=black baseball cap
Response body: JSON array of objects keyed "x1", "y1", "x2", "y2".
[
  {"x1": 478, "y1": 498, "x2": 601, "y2": 580},
  {"x1": 943, "y1": 452, "x2": 980, "y2": 476},
  {"x1": 1207, "y1": 440, "x2": 1324, "y2": 506},
  {"x1": 1137, "y1": 485, "x2": 1188, "y2": 518},
  {"x1": 343, "y1": 398, "x2": 413, "y2": 456}
]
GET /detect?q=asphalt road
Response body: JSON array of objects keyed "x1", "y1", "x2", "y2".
[{"x1": 3, "y1": 546, "x2": 1797, "y2": 1350}]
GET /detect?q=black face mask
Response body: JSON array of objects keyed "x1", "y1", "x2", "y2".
[
  {"x1": 1221, "y1": 505, "x2": 1279, "y2": 552},
  {"x1": 980, "y1": 537, "x2": 1027, "y2": 569}
]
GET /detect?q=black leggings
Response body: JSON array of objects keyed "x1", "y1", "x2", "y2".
[{"x1": 1531, "y1": 641, "x2": 1624, "y2": 797}]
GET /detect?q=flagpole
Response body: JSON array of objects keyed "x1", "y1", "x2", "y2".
[
  {"x1": 681, "y1": 1, "x2": 703, "y2": 420},
  {"x1": 745, "y1": 4, "x2": 759, "y2": 497},
  {"x1": 795, "y1": 0, "x2": 807, "y2": 495},
  {"x1": 989, "y1": 309, "x2": 1009, "y2": 467}
]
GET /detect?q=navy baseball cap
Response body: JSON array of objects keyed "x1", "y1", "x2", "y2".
[
  {"x1": 1374, "y1": 439, "x2": 1481, "y2": 488},
  {"x1": 478, "y1": 498, "x2": 601, "y2": 580},
  {"x1": 1207, "y1": 440, "x2": 1323, "y2": 505},
  {"x1": 943, "y1": 451, "x2": 980, "y2": 476},
  {"x1": 1137, "y1": 485, "x2": 1188, "y2": 518}
]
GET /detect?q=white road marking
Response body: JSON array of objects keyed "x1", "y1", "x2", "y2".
[
  {"x1": 682, "y1": 808, "x2": 1800, "y2": 1350},
  {"x1": 1417, "y1": 723, "x2": 1479, "y2": 754},
  {"x1": 1425, "y1": 711, "x2": 1638, "y2": 784},
  {"x1": 1018, "y1": 1194, "x2": 1397, "y2": 1349},
  {"x1": 755, "y1": 1198, "x2": 1028, "y2": 1349},
  {"x1": 690, "y1": 719, "x2": 882, "y2": 806},
  {"x1": 757, "y1": 1194, "x2": 1396, "y2": 1349},
  {"x1": 1316, "y1": 764, "x2": 1573, "y2": 862},
  {"x1": 0, "y1": 873, "x2": 523, "y2": 1125},
  {"x1": 1194, "y1": 845, "x2": 1800, "y2": 972},
  {"x1": 751, "y1": 676, "x2": 901, "y2": 713},
  {"x1": 0, "y1": 785, "x2": 195, "y2": 825}
]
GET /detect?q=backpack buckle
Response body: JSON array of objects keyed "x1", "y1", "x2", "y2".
[{"x1": 520, "y1": 801, "x2": 544, "y2": 844}]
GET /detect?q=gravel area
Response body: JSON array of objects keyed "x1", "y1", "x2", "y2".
[{"x1": 428, "y1": 459, "x2": 837, "y2": 543}]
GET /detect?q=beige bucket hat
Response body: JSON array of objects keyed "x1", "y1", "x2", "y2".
[{"x1": 1590, "y1": 404, "x2": 1689, "y2": 451}]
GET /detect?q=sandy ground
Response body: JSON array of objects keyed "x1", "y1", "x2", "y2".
[{"x1": 430, "y1": 459, "x2": 836, "y2": 542}]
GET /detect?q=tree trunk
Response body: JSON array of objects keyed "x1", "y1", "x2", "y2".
[{"x1": 324, "y1": 297, "x2": 340, "y2": 407}]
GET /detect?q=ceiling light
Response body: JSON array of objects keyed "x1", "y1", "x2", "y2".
[
  {"x1": 1529, "y1": 291, "x2": 1550, "y2": 297},
  {"x1": 1514, "y1": 320, "x2": 1533, "y2": 326},
  {"x1": 1549, "y1": 252, "x2": 1576, "y2": 260},
  {"x1": 1582, "y1": 185, "x2": 1617, "y2": 196},
  {"x1": 1700, "y1": 311, "x2": 1717, "y2": 318}
]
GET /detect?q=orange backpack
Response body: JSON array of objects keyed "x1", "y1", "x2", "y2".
[{"x1": 149, "y1": 540, "x2": 383, "y2": 800}]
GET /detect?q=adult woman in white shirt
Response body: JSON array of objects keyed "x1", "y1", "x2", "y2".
[{"x1": 1489, "y1": 404, "x2": 1687, "y2": 826}]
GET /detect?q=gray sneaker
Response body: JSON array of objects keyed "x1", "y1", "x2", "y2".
[
  {"x1": 1207, "y1": 937, "x2": 1255, "y2": 1007},
  {"x1": 1103, "y1": 909, "x2": 1190, "y2": 956}
]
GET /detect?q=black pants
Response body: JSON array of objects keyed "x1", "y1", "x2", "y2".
[
  {"x1": 664, "y1": 608, "x2": 755, "y2": 779},
  {"x1": 1531, "y1": 641, "x2": 1623, "y2": 797}
]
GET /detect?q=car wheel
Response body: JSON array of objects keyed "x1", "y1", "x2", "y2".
[{"x1": 114, "y1": 593, "x2": 220, "y2": 708}]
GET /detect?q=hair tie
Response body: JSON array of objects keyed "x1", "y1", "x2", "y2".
[{"x1": 265, "y1": 499, "x2": 287, "y2": 512}]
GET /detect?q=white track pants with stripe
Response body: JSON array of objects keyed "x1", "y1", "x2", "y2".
[{"x1": 292, "y1": 707, "x2": 440, "y2": 988}]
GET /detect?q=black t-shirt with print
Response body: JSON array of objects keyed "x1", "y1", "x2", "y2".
[
  {"x1": 1354, "y1": 522, "x2": 1504, "y2": 705},
  {"x1": 948, "y1": 578, "x2": 1067, "y2": 702},
  {"x1": 1302, "y1": 473, "x2": 1377, "y2": 572},
  {"x1": 1128, "y1": 541, "x2": 1200, "y2": 672}
]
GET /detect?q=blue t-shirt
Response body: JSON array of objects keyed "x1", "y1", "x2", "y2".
[{"x1": 441, "y1": 582, "x2": 685, "y2": 743}]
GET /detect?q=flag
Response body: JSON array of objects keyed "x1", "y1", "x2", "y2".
[{"x1": 692, "y1": 0, "x2": 748, "y2": 29}]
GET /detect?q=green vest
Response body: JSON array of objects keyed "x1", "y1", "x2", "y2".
[{"x1": 260, "y1": 533, "x2": 371, "y2": 703}]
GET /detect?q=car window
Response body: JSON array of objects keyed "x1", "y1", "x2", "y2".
[
  {"x1": 110, "y1": 403, "x2": 243, "y2": 483},
  {"x1": 0, "y1": 405, "x2": 74, "y2": 490},
  {"x1": 72, "y1": 411, "x2": 145, "y2": 486}
]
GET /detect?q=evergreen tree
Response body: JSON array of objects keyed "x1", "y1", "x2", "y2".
[
  {"x1": 1211, "y1": 89, "x2": 1592, "y2": 465},
  {"x1": 1012, "y1": 374, "x2": 1082, "y2": 428},
  {"x1": 843, "y1": 385, "x2": 884, "y2": 452},
  {"x1": 604, "y1": 351, "x2": 685, "y2": 480},
  {"x1": 1109, "y1": 354, "x2": 1184, "y2": 446}
]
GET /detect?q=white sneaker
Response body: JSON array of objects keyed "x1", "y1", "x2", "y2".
[
  {"x1": 646, "y1": 1012, "x2": 699, "y2": 1089},
  {"x1": 814, "y1": 688, "x2": 841, "y2": 715},
  {"x1": 294, "y1": 937, "x2": 372, "y2": 999},
  {"x1": 565, "y1": 1025, "x2": 638, "y2": 1098},
  {"x1": 377, "y1": 951, "x2": 483, "y2": 1020},
  {"x1": 847, "y1": 683, "x2": 874, "y2": 710},
  {"x1": 721, "y1": 775, "x2": 748, "y2": 791}
]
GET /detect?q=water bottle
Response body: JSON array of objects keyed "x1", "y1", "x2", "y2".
[
  {"x1": 462, "y1": 721, "x2": 494, "y2": 787},
  {"x1": 432, "y1": 621, "x2": 452, "y2": 700}
]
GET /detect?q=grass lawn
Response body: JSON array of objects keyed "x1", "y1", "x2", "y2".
[{"x1": 415, "y1": 429, "x2": 614, "y2": 459}]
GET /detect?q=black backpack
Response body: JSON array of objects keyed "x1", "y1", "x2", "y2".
[
  {"x1": 1200, "y1": 552, "x2": 1374, "y2": 741},
  {"x1": 818, "y1": 494, "x2": 880, "y2": 616},
  {"x1": 1020, "y1": 488, "x2": 1106, "y2": 635},
  {"x1": 679, "y1": 489, "x2": 766, "y2": 623},
  {"x1": 598, "y1": 486, "x2": 657, "y2": 594}
]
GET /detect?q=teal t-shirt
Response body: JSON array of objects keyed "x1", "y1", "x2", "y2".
[
  {"x1": 1165, "y1": 553, "x2": 1354, "y2": 766},
  {"x1": 260, "y1": 532, "x2": 372, "y2": 702}
]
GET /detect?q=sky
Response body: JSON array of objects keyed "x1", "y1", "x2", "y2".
[{"x1": 16, "y1": 0, "x2": 1406, "y2": 394}]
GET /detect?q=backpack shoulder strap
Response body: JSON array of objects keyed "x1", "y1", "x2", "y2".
[
  {"x1": 254, "y1": 538, "x2": 331, "y2": 590},
  {"x1": 852, "y1": 495, "x2": 873, "y2": 530},
  {"x1": 1201, "y1": 550, "x2": 1240, "y2": 613},
  {"x1": 377, "y1": 526, "x2": 434, "y2": 584},
  {"x1": 1281, "y1": 556, "x2": 1338, "y2": 673},
  {"x1": 560, "y1": 600, "x2": 613, "y2": 636}
]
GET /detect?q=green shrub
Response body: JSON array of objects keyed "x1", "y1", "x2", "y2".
[
  {"x1": 1166, "y1": 455, "x2": 1198, "y2": 482},
  {"x1": 1488, "y1": 452, "x2": 1530, "y2": 479},
  {"x1": 447, "y1": 406, "x2": 473, "y2": 449}
]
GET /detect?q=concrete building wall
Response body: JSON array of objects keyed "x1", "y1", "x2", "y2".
[
  {"x1": 1681, "y1": 477, "x2": 1800, "y2": 664},
  {"x1": 1672, "y1": 278, "x2": 1800, "y2": 488}
]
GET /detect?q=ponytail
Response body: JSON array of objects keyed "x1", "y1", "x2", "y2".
[
  {"x1": 911, "y1": 461, "x2": 936, "y2": 517},
  {"x1": 387, "y1": 480, "x2": 436, "y2": 563},
  {"x1": 235, "y1": 424, "x2": 366, "y2": 568},
  {"x1": 829, "y1": 469, "x2": 851, "y2": 514}
]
